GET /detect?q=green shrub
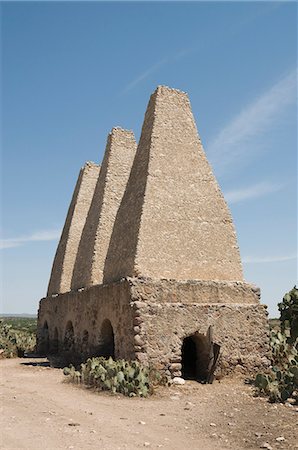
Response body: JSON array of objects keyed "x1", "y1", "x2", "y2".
[
  {"x1": 63, "y1": 356, "x2": 163, "y2": 397},
  {"x1": 255, "y1": 331, "x2": 298, "y2": 403},
  {"x1": 0, "y1": 319, "x2": 36, "y2": 358},
  {"x1": 254, "y1": 287, "x2": 298, "y2": 403},
  {"x1": 278, "y1": 286, "x2": 298, "y2": 344}
]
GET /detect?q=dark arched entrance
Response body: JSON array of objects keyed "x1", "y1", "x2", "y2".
[
  {"x1": 64, "y1": 321, "x2": 74, "y2": 352},
  {"x1": 50, "y1": 327, "x2": 59, "y2": 354},
  {"x1": 39, "y1": 321, "x2": 50, "y2": 354},
  {"x1": 181, "y1": 333, "x2": 211, "y2": 382},
  {"x1": 81, "y1": 330, "x2": 89, "y2": 355},
  {"x1": 99, "y1": 319, "x2": 115, "y2": 358},
  {"x1": 181, "y1": 336, "x2": 197, "y2": 379}
]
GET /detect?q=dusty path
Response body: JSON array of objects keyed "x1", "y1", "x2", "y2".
[{"x1": 0, "y1": 358, "x2": 297, "y2": 450}]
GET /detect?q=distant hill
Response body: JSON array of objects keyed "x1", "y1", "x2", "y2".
[{"x1": 0, "y1": 313, "x2": 37, "y2": 318}]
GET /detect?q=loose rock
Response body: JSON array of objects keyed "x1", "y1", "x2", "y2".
[
  {"x1": 260, "y1": 443, "x2": 273, "y2": 450},
  {"x1": 172, "y1": 377, "x2": 185, "y2": 385}
]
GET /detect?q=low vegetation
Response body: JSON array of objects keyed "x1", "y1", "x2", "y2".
[
  {"x1": 255, "y1": 286, "x2": 298, "y2": 403},
  {"x1": 63, "y1": 356, "x2": 164, "y2": 397},
  {"x1": 0, "y1": 317, "x2": 37, "y2": 358}
]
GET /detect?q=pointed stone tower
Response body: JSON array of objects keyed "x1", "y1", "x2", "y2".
[
  {"x1": 71, "y1": 128, "x2": 137, "y2": 290},
  {"x1": 38, "y1": 86, "x2": 269, "y2": 377},
  {"x1": 47, "y1": 162, "x2": 100, "y2": 295},
  {"x1": 104, "y1": 86, "x2": 243, "y2": 283}
]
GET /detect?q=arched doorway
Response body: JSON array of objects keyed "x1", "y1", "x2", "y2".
[
  {"x1": 181, "y1": 336, "x2": 197, "y2": 380},
  {"x1": 39, "y1": 321, "x2": 50, "y2": 354},
  {"x1": 64, "y1": 321, "x2": 74, "y2": 352},
  {"x1": 99, "y1": 319, "x2": 115, "y2": 358},
  {"x1": 50, "y1": 327, "x2": 59, "y2": 354},
  {"x1": 181, "y1": 333, "x2": 211, "y2": 382},
  {"x1": 81, "y1": 330, "x2": 89, "y2": 355}
]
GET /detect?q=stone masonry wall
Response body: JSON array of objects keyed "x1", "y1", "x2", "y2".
[
  {"x1": 134, "y1": 301, "x2": 270, "y2": 377},
  {"x1": 125, "y1": 278, "x2": 269, "y2": 375},
  {"x1": 47, "y1": 162, "x2": 100, "y2": 295},
  {"x1": 71, "y1": 128, "x2": 137, "y2": 290},
  {"x1": 40, "y1": 85, "x2": 270, "y2": 379},
  {"x1": 128, "y1": 277, "x2": 260, "y2": 305},
  {"x1": 38, "y1": 279, "x2": 135, "y2": 361},
  {"x1": 104, "y1": 86, "x2": 243, "y2": 283},
  {"x1": 38, "y1": 278, "x2": 270, "y2": 376}
]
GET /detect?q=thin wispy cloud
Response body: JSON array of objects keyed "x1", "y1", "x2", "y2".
[
  {"x1": 122, "y1": 46, "x2": 199, "y2": 94},
  {"x1": 224, "y1": 181, "x2": 284, "y2": 204},
  {"x1": 207, "y1": 69, "x2": 297, "y2": 175},
  {"x1": 122, "y1": 4, "x2": 281, "y2": 95},
  {"x1": 243, "y1": 254, "x2": 297, "y2": 264},
  {"x1": 122, "y1": 58, "x2": 169, "y2": 94},
  {"x1": 0, "y1": 229, "x2": 61, "y2": 250}
]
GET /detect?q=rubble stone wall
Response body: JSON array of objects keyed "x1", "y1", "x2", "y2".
[
  {"x1": 39, "y1": 86, "x2": 270, "y2": 379},
  {"x1": 38, "y1": 278, "x2": 270, "y2": 376},
  {"x1": 134, "y1": 301, "x2": 270, "y2": 377},
  {"x1": 128, "y1": 277, "x2": 260, "y2": 305},
  {"x1": 38, "y1": 279, "x2": 135, "y2": 361}
]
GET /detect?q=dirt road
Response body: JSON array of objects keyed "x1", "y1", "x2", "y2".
[{"x1": 0, "y1": 358, "x2": 297, "y2": 449}]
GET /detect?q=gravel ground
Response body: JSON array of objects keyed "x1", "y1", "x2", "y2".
[{"x1": 1, "y1": 357, "x2": 297, "y2": 450}]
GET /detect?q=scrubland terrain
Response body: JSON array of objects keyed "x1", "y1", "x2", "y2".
[
  {"x1": 0, "y1": 317, "x2": 36, "y2": 358},
  {"x1": 1, "y1": 316, "x2": 297, "y2": 449},
  {"x1": 1, "y1": 356, "x2": 297, "y2": 450}
]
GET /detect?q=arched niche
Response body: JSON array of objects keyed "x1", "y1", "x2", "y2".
[{"x1": 98, "y1": 319, "x2": 115, "y2": 359}]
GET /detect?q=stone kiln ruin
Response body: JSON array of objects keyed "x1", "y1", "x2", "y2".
[{"x1": 37, "y1": 86, "x2": 270, "y2": 379}]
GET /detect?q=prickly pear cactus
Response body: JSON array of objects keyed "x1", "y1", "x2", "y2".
[
  {"x1": 254, "y1": 287, "x2": 298, "y2": 403},
  {"x1": 278, "y1": 286, "x2": 298, "y2": 344},
  {"x1": 0, "y1": 319, "x2": 36, "y2": 358},
  {"x1": 254, "y1": 344, "x2": 298, "y2": 403},
  {"x1": 63, "y1": 356, "x2": 154, "y2": 397}
]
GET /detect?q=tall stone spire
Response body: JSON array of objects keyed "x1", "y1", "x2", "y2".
[
  {"x1": 47, "y1": 162, "x2": 100, "y2": 295},
  {"x1": 71, "y1": 128, "x2": 137, "y2": 290},
  {"x1": 103, "y1": 86, "x2": 243, "y2": 283}
]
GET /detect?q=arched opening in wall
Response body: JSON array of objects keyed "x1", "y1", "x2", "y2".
[
  {"x1": 64, "y1": 321, "x2": 74, "y2": 352},
  {"x1": 98, "y1": 319, "x2": 115, "y2": 359},
  {"x1": 81, "y1": 330, "x2": 89, "y2": 355},
  {"x1": 181, "y1": 333, "x2": 211, "y2": 382},
  {"x1": 50, "y1": 327, "x2": 59, "y2": 354},
  {"x1": 39, "y1": 321, "x2": 50, "y2": 355}
]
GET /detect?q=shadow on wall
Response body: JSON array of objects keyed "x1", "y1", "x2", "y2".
[
  {"x1": 37, "y1": 318, "x2": 116, "y2": 362},
  {"x1": 64, "y1": 321, "x2": 74, "y2": 352},
  {"x1": 50, "y1": 327, "x2": 59, "y2": 354},
  {"x1": 98, "y1": 319, "x2": 115, "y2": 358},
  {"x1": 181, "y1": 330, "x2": 220, "y2": 383},
  {"x1": 39, "y1": 321, "x2": 49, "y2": 354},
  {"x1": 81, "y1": 329, "x2": 89, "y2": 355}
]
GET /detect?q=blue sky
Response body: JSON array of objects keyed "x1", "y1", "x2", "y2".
[{"x1": 1, "y1": 1, "x2": 297, "y2": 317}]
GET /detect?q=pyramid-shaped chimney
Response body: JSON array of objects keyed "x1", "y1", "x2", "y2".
[{"x1": 104, "y1": 86, "x2": 243, "y2": 283}]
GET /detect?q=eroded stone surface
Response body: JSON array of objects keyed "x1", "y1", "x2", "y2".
[
  {"x1": 38, "y1": 86, "x2": 269, "y2": 378},
  {"x1": 129, "y1": 278, "x2": 260, "y2": 305},
  {"x1": 38, "y1": 280, "x2": 135, "y2": 361},
  {"x1": 134, "y1": 297, "x2": 270, "y2": 376},
  {"x1": 104, "y1": 86, "x2": 243, "y2": 283},
  {"x1": 47, "y1": 162, "x2": 100, "y2": 295},
  {"x1": 71, "y1": 128, "x2": 137, "y2": 290},
  {"x1": 38, "y1": 278, "x2": 270, "y2": 375}
]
